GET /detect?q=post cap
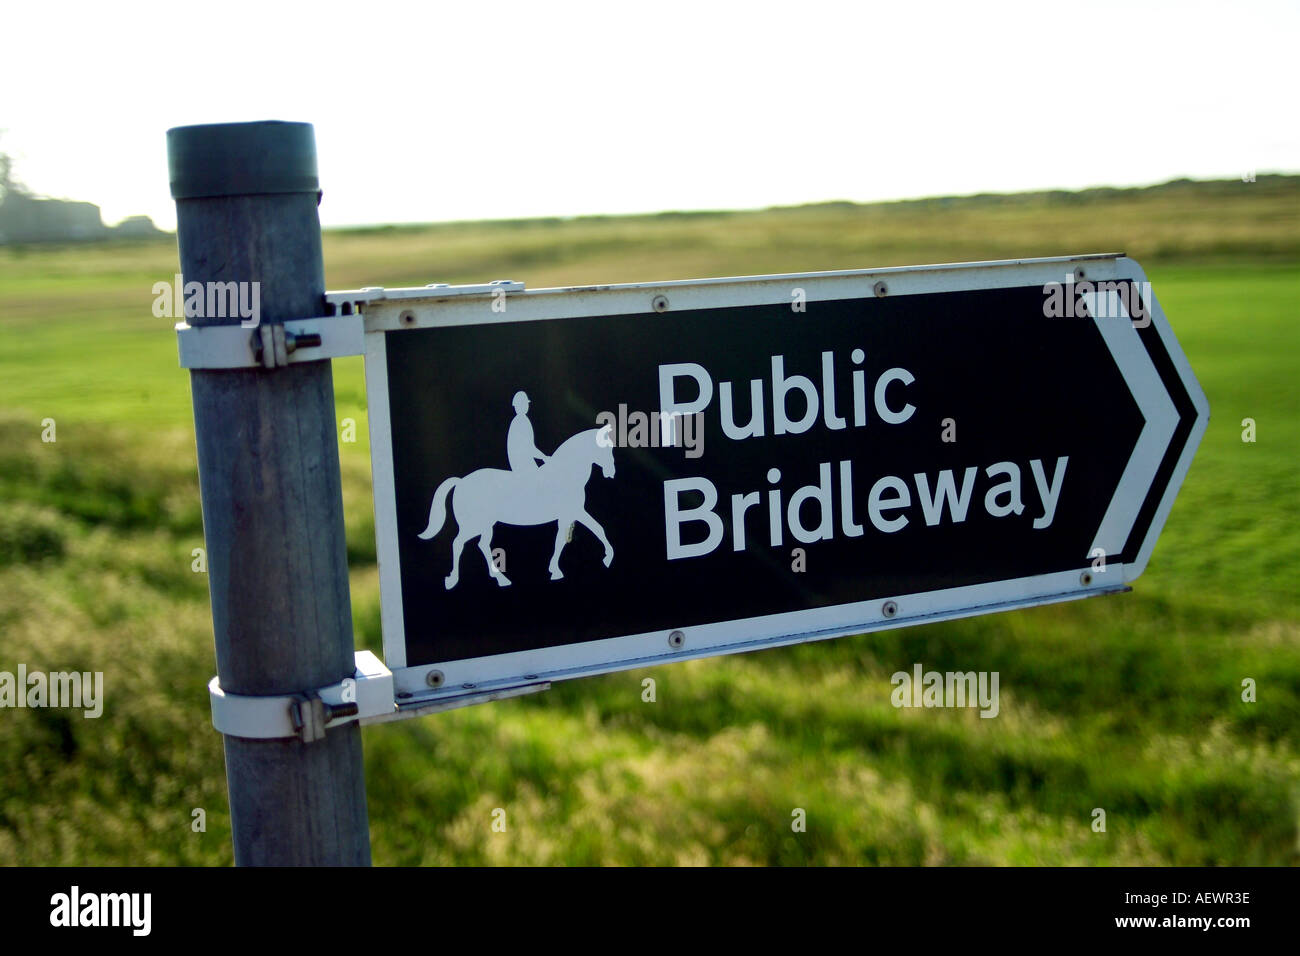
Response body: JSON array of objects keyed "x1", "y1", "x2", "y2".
[{"x1": 167, "y1": 121, "x2": 319, "y2": 200}]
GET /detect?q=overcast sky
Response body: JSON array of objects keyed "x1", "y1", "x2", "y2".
[{"x1": 2, "y1": 0, "x2": 1296, "y2": 230}]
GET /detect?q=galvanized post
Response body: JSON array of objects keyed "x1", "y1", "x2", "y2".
[{"x1": 167, "y1": 121, "x2": 370, "y2": 865}]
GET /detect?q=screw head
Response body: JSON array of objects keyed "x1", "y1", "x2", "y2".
[
  {"x1": 1075, "y1": 268, "x2": 1086, "y2": 280},
  {"x1": 1080, "y1": 571, "x2": 1093, "y2": 586},
  {"x1": 873, "y1": 281, "x2": 888, "y2": 298},
  {"x1": 400, "y1": 310, "x2": 416, "y2": 325},
  {"x1": 668, "y1": 629, "x2": 685, "y2": 648},
  {"x1": 652, "y1": 294, "x2": 669, "y2": 313},
  {"x1": 882, "y1": 600, "x2": 898, "y2": 618},
  {"x1": 425, "y1": 669, "x2": 445, "y2": 688}
]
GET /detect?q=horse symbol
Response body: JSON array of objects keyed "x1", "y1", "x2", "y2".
[{"x1": 418, "y1": 424, "x2": 616, "y2": 589}]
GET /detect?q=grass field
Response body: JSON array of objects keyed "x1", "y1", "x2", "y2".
[{"x1": 0, "y1": 177, "x2": 1297, "y2": 865}]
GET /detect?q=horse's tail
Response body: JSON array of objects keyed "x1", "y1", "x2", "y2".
[{"x1": 417, "y1": 476, "x2": 459, "y2": 539}]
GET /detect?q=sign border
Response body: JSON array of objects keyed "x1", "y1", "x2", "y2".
[{"x1": 359, "y1": 254, "x2": 1208, "y2": 702}]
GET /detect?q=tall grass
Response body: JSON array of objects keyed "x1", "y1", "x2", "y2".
[{"x1": 0, "y1": 178, "x2": 1296, "y2": 865}]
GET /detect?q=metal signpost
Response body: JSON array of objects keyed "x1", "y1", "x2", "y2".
[
  {"x1": 169, "y1": 122, "x2": 370, "y2": 865},
  {"x1": 170, "y1": 122, "x2": 1208, "y2": 865}
]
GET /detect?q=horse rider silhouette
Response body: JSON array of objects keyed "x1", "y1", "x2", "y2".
[{"x1": 418, "y1": 394, "x2": 616, "y2": 589}]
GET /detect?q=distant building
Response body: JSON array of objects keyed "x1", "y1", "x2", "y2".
[
  {"x1": 0, "y1": 191, "x2": 107, "y2": 243},
  {"x1": 113, "y1": 215, "x2": 164, "y2": 239},
  {"x1": 0, "y1": 155, "x2": 164, "y2": 244}
]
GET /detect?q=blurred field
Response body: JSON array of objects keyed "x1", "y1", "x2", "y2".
[{"x1": 0, "y1": 176, "x2": 1297, "y2": 865}]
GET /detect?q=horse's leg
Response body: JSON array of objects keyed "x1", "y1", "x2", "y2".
[
  {"x1": 446, "y1": 529, "x2": 472, "y2": 589},
  {"x1": 548, "y1": 517, "x2": 570, "y2": 580},
  {"x1": 478, "y1": 524, "x2": 511, "y2": 587},
  {"x1": 575, "y1": 508, "x2": 614, "y2": 567}
]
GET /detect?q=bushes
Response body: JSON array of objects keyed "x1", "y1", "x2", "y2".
[
  {"x1": 0, "y1": 501, "x2": 67, "y2": 566},
  {"x1": 0, "y1": 417, "x2": 201, "y2": 536}
]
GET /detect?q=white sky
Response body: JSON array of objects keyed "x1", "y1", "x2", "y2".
[{"x1": 2, "y1": 0, "x2": 1296, "y2": 231}]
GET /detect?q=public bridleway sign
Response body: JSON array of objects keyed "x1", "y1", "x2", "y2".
[{"x1": 331, "y1": 253, "x2": 1208, "y2": 702}]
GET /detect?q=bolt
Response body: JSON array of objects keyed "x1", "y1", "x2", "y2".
[
  {"x1": 668, "y1": 629, "x2": 685, "y2": 648},
  {"x1": 882, "y1": 600, "x2": 898, "y2": 618},
  {"x1": 874, "y1": 281, "x2": 888, "y2": 298},
  {"x1": 652, "y1": 294, "x2": 669, "y2": 313},
  {"x1": 1080, "y1": 571, "x2": 1093, "y2": 586},
  {"x1": 400, "y1": 310, "x2": 416, "y2": 325},
  {"x1": 286, "y1": 331, "x2": 322, "y2": 353},
  {"x1": 425, "y1": 669, "x2": 445, "y2": 688},
  {"x1": 322, "y1": 701, "x2": 359, "y2": 723}
]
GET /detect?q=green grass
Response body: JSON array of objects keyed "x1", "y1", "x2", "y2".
[{"x1": 0, "y1": 177, "x2": 1297, "y2": 865}]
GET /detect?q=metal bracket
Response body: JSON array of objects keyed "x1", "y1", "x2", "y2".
[
  {"x1": 208, "y1": 650, "x2": 395, "y2": 742},
  {"x1": 176, "y1": 282, "x2": 525, "y2": 367},
  {"x1": 325, "y1": 279, "x2": 525, "y2": 314},
  {"x1": 367, "y1": 681, "x2": 551, "y2": 724},
  {"x1": 176, "y1": 314, "x2": 365, "y2": 370}
]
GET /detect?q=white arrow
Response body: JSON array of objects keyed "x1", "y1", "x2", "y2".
[{"x1": 1084, "y1": 285, "x2": 1179, "y2": 566}]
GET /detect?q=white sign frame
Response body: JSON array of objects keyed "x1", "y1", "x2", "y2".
[{"x1": 356, "y1": 254, "x2": 1208, "y2": 703}]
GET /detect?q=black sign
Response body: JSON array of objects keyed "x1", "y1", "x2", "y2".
[{"x1": 366, "y1": 258, "x2": 1207, "y2": 691}]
